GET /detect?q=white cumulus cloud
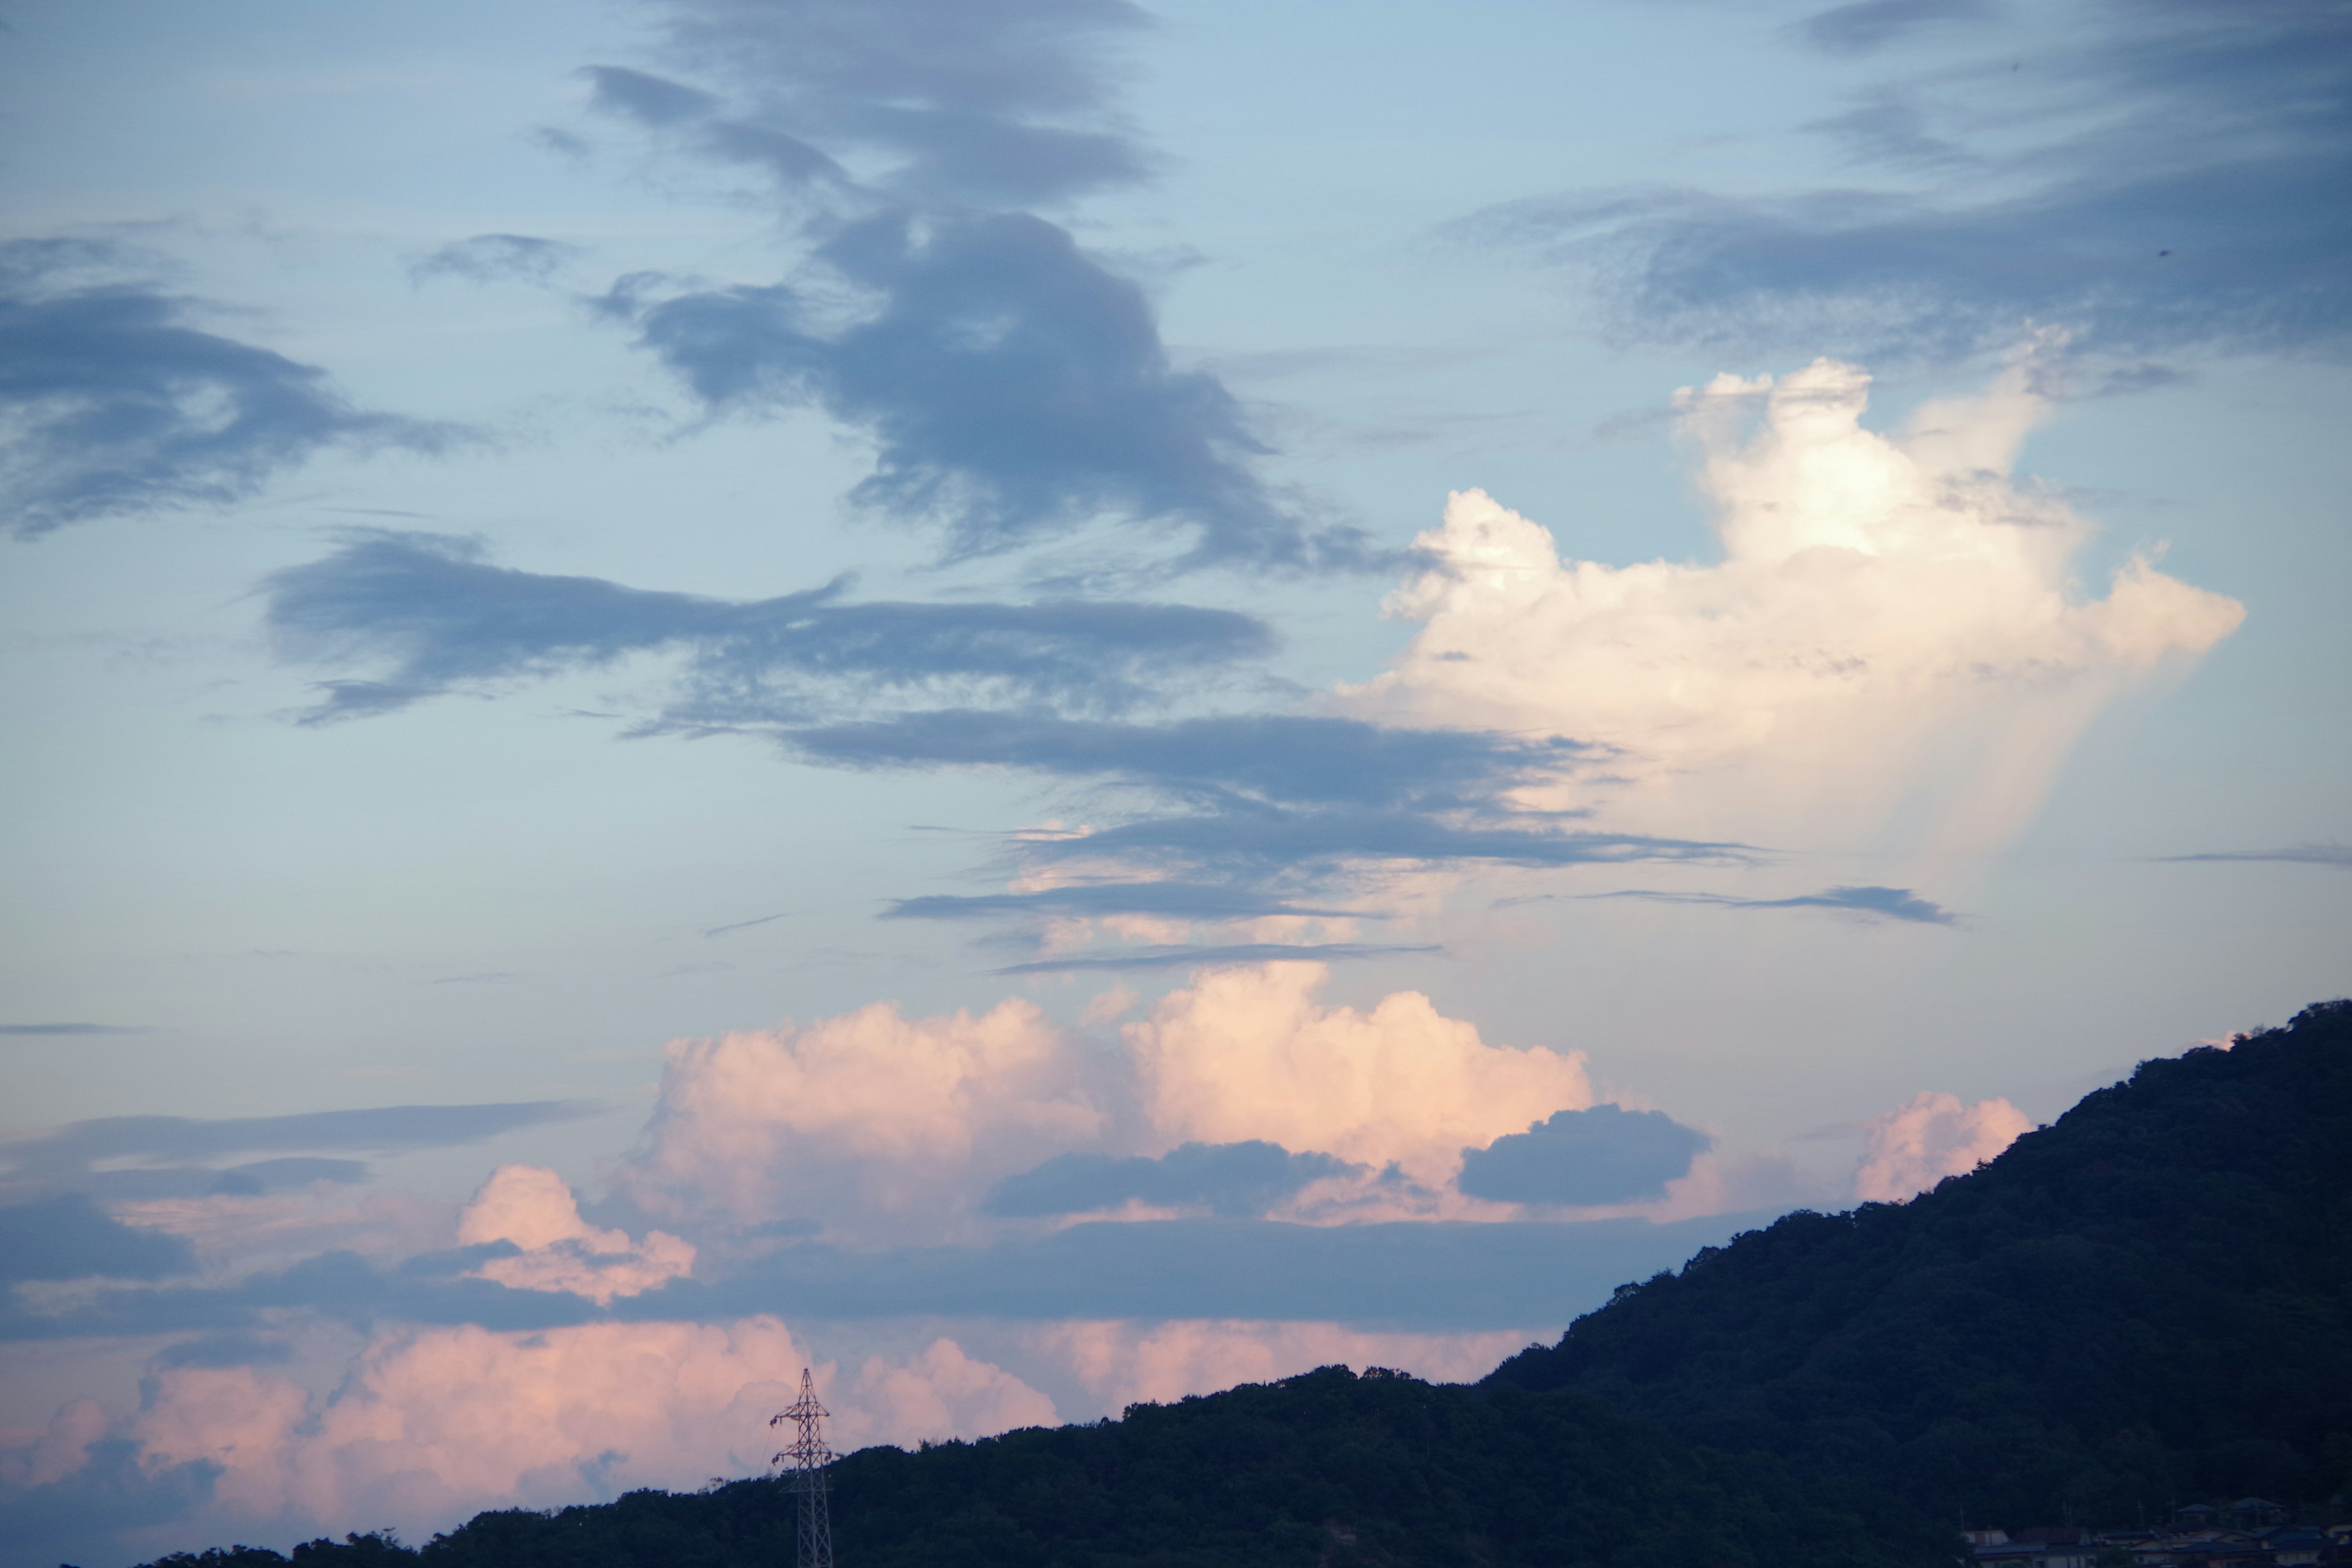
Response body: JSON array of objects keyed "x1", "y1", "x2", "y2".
[
  {"x1": 1126, "y1": 962, "x2": 1593, "y2": 1187},
  {"x1": 1338, "y1": 352, "x2": 2244, "y2": 853}
]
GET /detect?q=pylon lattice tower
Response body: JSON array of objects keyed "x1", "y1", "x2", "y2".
[{"x1": 771, "y1": 1368, "x2": 835, "y2": 1568}]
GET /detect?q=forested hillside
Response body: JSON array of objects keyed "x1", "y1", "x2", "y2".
[
  {"x1": 133, "y1": 1001, "x2": 2351, "y2": 1568},
  {"x1": 1490, "y1": 998, "x2": 2352, "y2": 1525}
]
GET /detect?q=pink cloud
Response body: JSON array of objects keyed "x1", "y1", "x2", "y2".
[
  {"x1": 458, "y1": 1165, "x2": 694, "y2": 1304},
  {"x1": 1854, "y1": 1091, "x2": 2032, "y2": 1202},
  {"x1": 1128, "y1": 962, "x2": 1594, "y2": 1186}
]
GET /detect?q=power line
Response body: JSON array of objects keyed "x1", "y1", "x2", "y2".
[{"x1": 771, "y1": 1367, "x2": 835, "y2": 1568}]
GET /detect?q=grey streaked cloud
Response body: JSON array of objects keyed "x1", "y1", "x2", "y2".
[
  {"x1": 790, "y1": 710, "x2": 1585, "y2": 809},
  {"x1": 1800, "y1": 0, "x2": 1996, "y2": 54},
  {"x1": 637, "y1": 1209, "x2": 1785, "y2": 1332},
  {"x1": 0, "y1": 1102, "x2": 597, "y2": 1202},
  {"x1": 2158, "y1": 843, "x2": 2352, "y2": 869},
  {"x1": 0, "y1": 238, "x2": 458, "y2": 539},
  {"x1": 984, "y1": 1140, "x2": 1363, "y2": 1218},
  {"x1": 1585, "y1": 884, "x2": 1958, "y2": 925},
  {"x1": 992, "y1": 941, "x2": 1442, "y2": 975},
  {"x1": 0, "y1": 1194, "x2": 195, "y2": 1284},
  {"x1": 607, "y1": 210, "x2": 1363, "y2": 571},
  {"x1": 1025, "y1": 807, "x2": 1743, "y2": 882},
  {"x1": 265, "y1": 530, "x2": 1273, "y2": 723},
  {"x1": 884, "y1": 883, "x2": 1366, "y2": 922},
  {"x1": 1457, "y1": 1105, "x2": 1713, "y2": 1207},
  {"x1": 408, "y1": 233, "x2": 584, "y2": 285},
  {"x1": 0, "y1": 1209, "x2": 1782, "y2": 1340},
  {"x1": 0, "y1": 1022, "x2": 149, "y2": 1036},
  {"x1": 1458, "y1": 0, "x2": 2352, "y2": 364},
  {"x1": 603, "y1": 0, "x2": 1153, "y2": 206}
]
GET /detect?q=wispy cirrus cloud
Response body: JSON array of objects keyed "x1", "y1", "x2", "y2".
[
  {"x1": 2158, "y1": 842, "x2": 2352, "y2": 869},
  {"x1": 1457, "y1": 0, "x2": 2352, "y2": 366},
  {"x1": 0, "y1": 239, "x2": 458, "y2": 539},
  {"x1": 0, "y1": 1101, "x2": 597, "y2": 1204},
  {"x1": 407, "y1": 233, "x2": 584, "y2": 286},
  {"x1": 1585, "y1": 884, "x2": 1959, "y2": 925},
  {"x1": 602, "y1": 211, "x2": 1362, "y2": 571},
  {"x1": 992, "y1": 942, "x2": 1442, "y2": 974},
  {"x1": 265, "y1": 530, "x2": 1273, "y2": 723},
  {"x1": 564, "y1": 0, "x2": 1362, "y2": 576}
]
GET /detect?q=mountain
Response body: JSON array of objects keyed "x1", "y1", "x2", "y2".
[
  {"x1": 1489, "y1": 998, "x2": 2352, "y2": 1527},
  {"x1": 133, "y1": 999, "x2": 2351, "y2": 1568}
]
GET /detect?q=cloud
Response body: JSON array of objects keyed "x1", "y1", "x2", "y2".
[
  {"x1": 983, "y1": 1140, "x2": 1364, "y2": 1218},
  {"x1": 992, "y1": 942, "x2": 1440, "y2": 974},
  {"x1": 407, "y1": 233, "x2": 582, "y2": 285},
  {"x1": 1800, "y1": 0, "x2": 1996, "y2": 54},
  {"x1": 2159, "y1": 843, "x2": 2352, "y2": 869},
  {"x1": 599, "y1": 0, "x2": 1153, "y2": 206},
  {"x1": 652, "y1": 1209, "x2": 1779, "y2": 1330},
  {"x1": 617, "y1": 962, "x2": 1605, "y2": 1240},
  {"x1": 1456, "y1": 1106, "x2": 1712, "y2": 1207},
  {"x1": 2, "y1": 1100, "x2": 588, "y2": 1213},
  {"x1": 1853, "y1": 1090, "x2": 2031, "y2": 1202},
  {"x1": 609, "y1": 210, "x2": 1352, "y2": 570},
  {"x1": 883, "y1": 883, "x2": 1368, "y2": 922},
  {"x1": 456, "y1": 1166, "x2": 695, "y2": 1305},
  {"x1": 1458, "y1": 0, "x2": 2352, "y2": 362},
  {"x1": 620, "y1": 995, "x2": 1107, "y2": 1237},
  {"x1": 1019, "y1": 807, "x2": 1739, "y2": 884},
  {"x1": 265, "y1": 530, "x2": 1272, "y2": 723},
  {"x1": 103, "y1": 1319, "x2": 1047, "y2": 1551},
  {"x1": 0, "y1": 1194, "x2": 194, "y2": 1283},
  {"x1": 0, "y1": 238, "x2": 455, "y2": 538},
  {"x1": 1036, "y1": 1319, "x2": 1538, "y2": 1413},
  {"x1": 1338, "y1": 354, "x2": 2243, "y2": 852},
  {"x1": 0, "y1": 1101, "x2": 596, "y2": 1191},
  {"x1": 1588, "y1": 884, "x2": 1958, "y2": 924},
  {"x1": 1125, "y1": 962, "x2": 1593, "y2": 1186},
  {"x1": 0, "y1": 1022, "x2": 148, "y2": 1036},
  {"x1": 791, "y1": 710, "x2": 1581, "y2": 809}
]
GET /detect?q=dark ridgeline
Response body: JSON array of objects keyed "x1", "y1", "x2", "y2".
[
  {"x1": 1487, "y1": 998, "x2": 2352, "y2": 1526},
  {"x1": 130, "y1": 1000, "x2": 2351, "y2": 1568}
]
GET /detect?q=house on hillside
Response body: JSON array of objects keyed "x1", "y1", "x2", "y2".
[
  {"x1": 2260, "y1": 1525, "x2": 2328, "y2": 1566},
  {"x1": 1970, "y1": 1526, "x2": 2093, "y2": 1568}
]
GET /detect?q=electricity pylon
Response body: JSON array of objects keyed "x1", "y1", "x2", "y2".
[{"x1": 771, "y1": 1368, "x2": 835, "y2": 1568}]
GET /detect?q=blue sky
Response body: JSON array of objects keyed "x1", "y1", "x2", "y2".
[{"x1": 1, "y1": 0, "x2": 2347, "y2": 1561}]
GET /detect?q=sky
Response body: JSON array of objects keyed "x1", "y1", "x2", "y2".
[{"x1": 1, "y1": 0, "x2": 2347, "y2": 1560}]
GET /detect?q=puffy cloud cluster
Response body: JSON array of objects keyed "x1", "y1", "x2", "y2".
[
  {"x1": 1340, "y1": 355, "x2": 2243, "y2": 852},
  {"x1": 105, "y1": 1318, "x2": 1049, "y2": 1552},
  {"x1": 1126, "y1": 963, "x2": 1593, "y2": 1187},
  {"x1": 458, "y1": 1166, "x2": 695, "y2": 1304},
  {"x1": 2, "y1": 1313, "x2": 1544, "y2": 1562},
  {"x1": 623, "y1": 996, "x2": 1107, "y2": 1237},
  {"x1": 624, "y1": 963, "x2": 1596, "y2": 1239},
  {"x1": 1853, "y1": 1091, "x2": 2032, "y2": 1202}
]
